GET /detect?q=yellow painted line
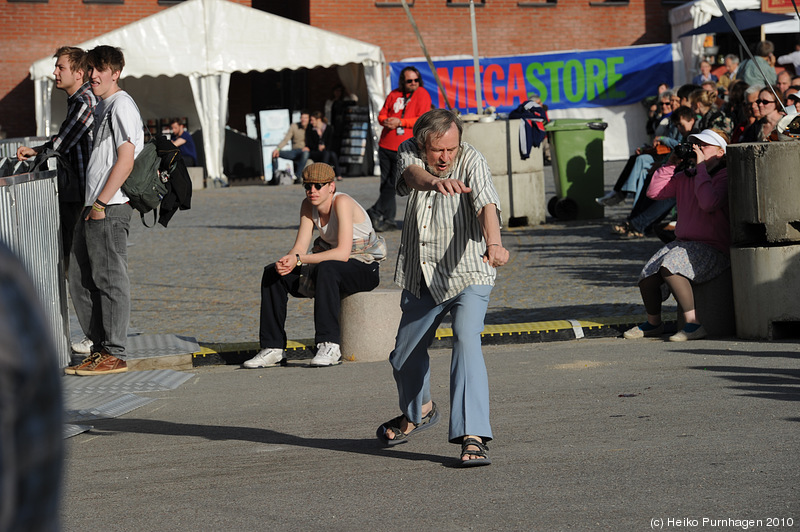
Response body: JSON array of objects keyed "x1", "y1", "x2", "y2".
[{"x1": 195, "y1": 313, "x2": 682, "y2": 358}]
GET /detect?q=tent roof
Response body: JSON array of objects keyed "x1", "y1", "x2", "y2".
[{"x1": 30, "y1": 0, "x2": 383, "y2": 80}]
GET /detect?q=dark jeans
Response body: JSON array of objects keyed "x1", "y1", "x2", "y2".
[
  {"x1": 259, "y1": 259, "x2": 380, "y2": 348},
  {"x1": 612, "y1": 154, "x2": 638, "y2": 192},
  {"x1": 276, "y1": 149, "x2": 310, "y2": 175},
  {"x1": 626, "y1": 172, "x2": 676, "y2": 234},
  {"x1": 60, "y1": 200, "x2": 84, "y2": 273},
  {"x1": 309, "y1": 149, "x2": 342, "y2": 177},
  {"x1": 69, "y1": 203, "x2": 133, "y2": 357},
  {"x1": 369, "y1": 147, "x2": 399, "y2": 223}
]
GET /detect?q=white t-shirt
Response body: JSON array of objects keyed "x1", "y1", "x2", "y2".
[{"x1": 85, "y1": 90, "x2": 144, "y2": 206}]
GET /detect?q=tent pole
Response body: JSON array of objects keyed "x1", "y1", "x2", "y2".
[
  {"x1": 400, "y1": 0, "x2": 452, "y2": 110},
  {"x1": 470, "y1": 0, "x2": 483, "y2": 114}
]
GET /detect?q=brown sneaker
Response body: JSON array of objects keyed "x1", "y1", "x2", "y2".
[
  {"x1": 74, "y1": 353, "x2": 128, "y2": 376},
  {"x1": 64, "y1": 352, "x2": 103, "y2": 375}
]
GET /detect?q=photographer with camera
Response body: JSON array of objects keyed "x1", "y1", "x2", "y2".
[
  {"x1": 610, "y1": 106, "x2": 696, "y2": 238},
  {"x1": 623, "y1": 129, "x2": 730, "y2": 342}
]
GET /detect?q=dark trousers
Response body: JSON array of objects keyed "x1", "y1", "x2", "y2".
[
  {"x1": 369, "y1": 147, "x2": 399, "y2": 223},
  {"x1": 259, "y1": 259, "x2": 380, "y2": 348},
  {"x1": 612, "y1": 155, "x2": 637, "y2": 192},
  {"x1": 59, "y1": 201, "x2": 84, "y2": 273},
  {"x1": 627, "y1": 172, "x2": 676, "y2": 234},
  {"x1": 309, "y1": 149, "x2": 343, "y2": 176}
]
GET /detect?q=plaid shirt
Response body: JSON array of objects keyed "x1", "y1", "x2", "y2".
[
  {"x1": 394, "y1": 139, "x2": 502, "y2": 304},
  {"x1": 39, "y1": 81, "x2": 97, "y2": 203}
]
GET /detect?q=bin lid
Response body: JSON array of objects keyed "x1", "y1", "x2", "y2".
[{"x1": 545, "y1": 119, "x2": 608, "y2": 132}]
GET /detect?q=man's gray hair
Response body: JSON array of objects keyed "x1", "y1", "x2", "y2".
[
  {"x1": 725, "y1": 53, "x2": 740, "y2": 65},
  {"x1": 745, "y1": 84, "x2": 764, "y2": 97},
  {"x1": 413, "y1": 109, "x2": 463, "y2": 150}
]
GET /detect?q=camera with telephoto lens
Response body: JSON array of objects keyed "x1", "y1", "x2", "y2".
[
  {"x1": 672, "y1": 142, "x2": 696, "y2": 161},
  {"x1": 672, "y1": 141, "x2": 697, "y2": 174}
]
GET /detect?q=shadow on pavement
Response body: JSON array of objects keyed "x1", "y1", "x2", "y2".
[{"x1": 84, "y1": 417, "x2": 460, "y2": 465}]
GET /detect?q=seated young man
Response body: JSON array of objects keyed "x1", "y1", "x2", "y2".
[{"x1": 243, "y1": 163, "x2": 386, "y2": 368}]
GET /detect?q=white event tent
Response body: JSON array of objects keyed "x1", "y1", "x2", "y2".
[{"x1": 29, "y1": 0, "x2": 386, "y2": 182}]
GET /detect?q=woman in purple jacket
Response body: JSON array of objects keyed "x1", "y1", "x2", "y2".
[{"x1": 624, "y1": 129, "x2": 730, "y2": 342}]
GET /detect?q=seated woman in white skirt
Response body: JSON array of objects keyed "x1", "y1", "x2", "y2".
[{"x1": 624, "y1": 129, "x2": 730, "y2": 342}]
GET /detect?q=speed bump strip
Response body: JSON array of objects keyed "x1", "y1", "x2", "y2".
[{"x1": 192, "y1": 314, "x2": 679, "y2": 366}]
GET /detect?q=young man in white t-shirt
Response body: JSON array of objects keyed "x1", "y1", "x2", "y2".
[{"x1": 66, "y1": 45, "x2": 144, "y2": 376}]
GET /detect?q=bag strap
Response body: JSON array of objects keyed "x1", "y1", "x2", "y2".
[{"x1": 140, "y1": 210, "x2": 157, "y2": 228}]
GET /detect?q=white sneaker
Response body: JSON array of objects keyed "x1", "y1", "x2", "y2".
[
  {"x1": 71, "y1": 336, "x2": 93, "y2": 354},
  {"x1": 310, "y1": 342, "x2": 342, "y2": 367},
  {"x1": 242, "y1": 348, "x2": 285, "y2": 368}
]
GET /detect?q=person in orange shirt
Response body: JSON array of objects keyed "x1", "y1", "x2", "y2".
[{"x1": 367, "y1": 66, "x2": 432, "y2": 232}]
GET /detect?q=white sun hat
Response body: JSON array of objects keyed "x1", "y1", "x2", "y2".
[{"x1": 688, "y1": 129, "x2": 727, "y2": 154}]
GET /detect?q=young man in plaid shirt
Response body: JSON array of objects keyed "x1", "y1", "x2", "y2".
[
  {"x1": 17, "y1": 46, "x2": 99, "y2": 356},
  {"x1": 17, "y1": 46, "x2": 98, "y2": 268}
]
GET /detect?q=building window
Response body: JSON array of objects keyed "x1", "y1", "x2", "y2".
[
  {"x1": 589, "y1": 0, "x2": 628, "y2": 5},
  {"x1": 375, "y1": 0, "x2": 414, "y2": 5},
  {"x1": 158, "y1": 0, "x2": 185, "y2": 4},
  {"x1": 7, "y1": 0, "x2": 49, "y2": 3},
  {"x1": 519, "y1": 0, "x2": 556, "y2": 6}
]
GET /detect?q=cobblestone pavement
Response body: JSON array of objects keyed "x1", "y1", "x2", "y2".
[{"x1": 124, "y1": 160, "x2": 674, "y2": 344}]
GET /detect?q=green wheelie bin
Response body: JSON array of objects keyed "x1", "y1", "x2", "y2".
[{"x1": 544, "y1": 119, "x2": 608, "y2": 220}]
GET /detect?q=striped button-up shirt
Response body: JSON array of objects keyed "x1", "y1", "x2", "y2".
[
  {"x1": 394, "y1": 139, "x2": 501, "y2": 304},
  {"x1": 40, "y1": 81, "x2": 97, "y2": 203}
]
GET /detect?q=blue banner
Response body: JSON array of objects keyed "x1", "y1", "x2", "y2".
[{"x1": 390, "y1": 44, "x2": 673, "y2": 113}]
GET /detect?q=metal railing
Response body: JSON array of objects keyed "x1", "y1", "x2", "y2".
[
  {"x1": 0, "y1": 168, "x2": 70, "y2": 367},
  {"x1": 0, "y1": 136, "x2": 49, "y2": 158}
]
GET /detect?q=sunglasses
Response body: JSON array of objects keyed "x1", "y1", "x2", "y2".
[
  {"x1": 303, "y1": 182, "x2": 328, "y2": 191},
  {"x1": 660, "y1": 102, "x2": 671, "y2": 107},
  {"x1": 756, "y1": 99, "x2": 775, "y2": 106},
  {"x1": 404, "y1": 78, "x2": 420, "y2": 84}
]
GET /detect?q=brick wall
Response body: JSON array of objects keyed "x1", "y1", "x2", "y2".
[
  {"x1": 1, "y1": 0, "x2": 676, "y2": 138},
  {"x1": 0, "y1": 0, "x2": 250, "y2": 138},
  {"x1": 308, "y1": 0, "x2": 674, "y2": 64}
]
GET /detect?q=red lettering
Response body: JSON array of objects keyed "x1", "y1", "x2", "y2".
[
  {"x1": 506, "y1": 63, "x2": 528, "y2": 107},
  {"x1": 435, "y1": 67, "x2": 467, "y2": 109},
  {"x1": 465, "y1": 66, "x2": 484, "y2": 108},
  {"x1": 483, "y1": 64, "x2": 505, "y2": 107}
]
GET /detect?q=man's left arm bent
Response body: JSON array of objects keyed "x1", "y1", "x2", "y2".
[{"x1": 478, "y1": 203, "x2": 509, "y2": 268}]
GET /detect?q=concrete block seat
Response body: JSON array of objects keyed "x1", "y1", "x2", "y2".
[
  {"x1": 676, "y1": 268, "x2": 736, "y2": 338},
  {"x1": 731, "y1": 244, "x2": 800, "y2": 340},
  {"x1": 340, "y1": 289, "x2": 402, "y2": 362}
]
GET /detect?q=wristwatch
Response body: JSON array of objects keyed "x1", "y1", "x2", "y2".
[{"x1": 295, "y1": 253, "x2": 302, "y2": 267}]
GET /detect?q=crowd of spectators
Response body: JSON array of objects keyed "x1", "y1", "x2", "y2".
[{"x1": 599, "y1": 40, "x2": 797, "y2": 241}]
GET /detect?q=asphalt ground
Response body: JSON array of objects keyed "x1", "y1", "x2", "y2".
[
  {"x1": 60, "y1": 161, "x2": 800, "y2": 530},
  {"x1": 62, "y1": 338, "x2": 800, "y2": 531}
]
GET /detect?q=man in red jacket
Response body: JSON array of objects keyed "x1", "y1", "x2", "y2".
[{"x1": 367, "y1": 66, "x2": 432, "y2": 232}]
